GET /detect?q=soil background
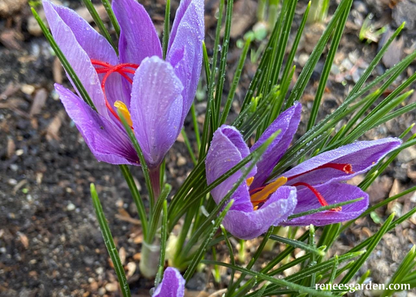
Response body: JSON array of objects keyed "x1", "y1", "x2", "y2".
[{"x1": 1, "y1": 0, "x2": 416, "y2": 296}]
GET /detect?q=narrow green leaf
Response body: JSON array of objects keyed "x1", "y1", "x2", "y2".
[
  {"x1": 286, "y1": 0, "x2": 352, "y2": 106},
  {"x1": 119, "y1": 165, "x2": 148, "y2": 239},
  {"x1": 90, "y1": 184, "x2": 131, "y2": 297},
  {"x1": 181, "y1": 128, "x2": 197, "y2": 165},
  {"x1": 191, "y1": 104, "x2": 201, "y2": 149},
  {"x1": 341, "y1": 213, "x2": 395, "y2": 283},
  {"x1": 155, "y1": 200, "x2": 168, "y2": 287},
  {"x1": 214, "y1": 0, "x2": 233, "y2": 122},
  {"x1": 148, "y1": 184, "x2": 171, "y2": 243},
  {"x1": 100, "y1": 0, "x2": 120, "y2": 36},
  {"x1": 200, "y1": 42, "x2": 213, "y2": 157},
  {"x1": 82, "y1": 0, "x2": 117, "y2": 53},
  {"x1": 117, "y1": 110, "x2": 155, "y2": 207},
  {"x1": 202, "y1": 260, "x2": 334, "y2": 297},
  {"x1": 183, "y1": 200, "x2": 234, "y2": 281},
  {"x1": 220, "y1": 36, "x2": 252, "y2": 125},
  {"x1": 288, "y1": 197, "x2": 364, "y2": 219},
  {"x1": 269, "y1": 234, "x2": 325, "y2": 256},
  {"x1": 307, "y1": 6, "x2": 349, "y2": 129},
  {"x1": 162, "y1": 0, "x2": 171, "y2": 59}
]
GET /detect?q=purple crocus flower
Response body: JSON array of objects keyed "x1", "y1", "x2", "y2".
[
  {"x1": 152, "y1": 267, "x2": 185, "y2": 297},
  {"x1": 206, "y1": 102, "x2": 401, "y2": 239},
  {"x1": 43, "y1": 0, "x2": 204, "y2": 169}
]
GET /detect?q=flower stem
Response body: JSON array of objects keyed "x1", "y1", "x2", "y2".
[
  {"x1": 139, "y1": 239, "x2": 160, "y2": 279},
  {"x1": 150, "y1": 167, "x2": 161, "y2": 200}
]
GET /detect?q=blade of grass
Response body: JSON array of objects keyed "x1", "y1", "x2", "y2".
[
  {"x1": 286, "y1": 0, "x2": 353, "y2": 107},
  {"x1": 183, "y1": 200, "x2": 234, "y2": 281},
  {"x1": 119, "y1": 165, "x2": 148, "y2": 239},
  {"x1": 341, "y1": 213, "x2": 395, "y2": 283},
  {"x1": 220, "y1": 36, "x2": 252, "y2": 125},
  {"x1": 307, "y1": 6, "x2": 349, "y2": 129},
  {"x1": 214, "y1": 0, "x2": 233, "y2": 122},
  {"x1": 117, "y1": 110, "x2": 155, "y2": 208},
  {"x1": 162, "y1": 0, "x2": 171, "y2": 59},
  {"x1": 100, "y1": 0, "x2": 120, "y2": 36},
  {"x1": 90, "y1": 184, "x2": 131, "y2": 297},
  {"x1": 202, "y1": 260, "x2": 334, "y2": 297},
  {"x1": 154, "y1": 200, "x2": 168, "y2": 287},
  {"x1": 81, "y1": 0, "x2": 117, "y2": 53}
]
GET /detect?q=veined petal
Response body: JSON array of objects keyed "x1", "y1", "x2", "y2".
[
  {"x1": 282, "y1": 183, "x2": 369, "y2": 226},
  {"x1": 285, "y1": 138, "x2": 402, "y2": 186},
  {"x1": 152, "y1": 267, "x2": 185, "y2": 297},
  {"x1": 130, "y1": 56, "x2": 183, "y2": 168},
  {"x1": 44, "y1": 1, "x2": 118, "y2": 64},
  {"x1": 113, "y1": 0, "x2": 162, "y2": 65},
  {"x1": 167, "y1": 0, "x2": 204, "y2": 122},
  {"x1": 250, "y1": 102, "x2": 301, "y2": 189},
  {"x1": 206, "y1": 125, "x2": 255, "y2": 206},
  {"x1": 55, "y1": 84, "x2": 139, "y2": 165},
  {"x1": 44, "y1": 1, "x2": 131, "y2": 112},
  {"x1": 43, "y1": 0, "x2": 108, "y2": 118},
  {"x1": 223, "y1": 186, "x2": 297, "y2": 240}
]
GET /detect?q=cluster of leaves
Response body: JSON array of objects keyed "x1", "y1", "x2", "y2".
[{"x1": 33, "y1": 0, "x2": 416, "y2": 296}]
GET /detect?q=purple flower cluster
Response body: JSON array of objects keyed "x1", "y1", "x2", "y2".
[
  {"x1": 206, "y1": 103, "x2": 401, "y2": 239},
  {"x1": 43, "y1": 0, "x2": 204, "y2": 169}
]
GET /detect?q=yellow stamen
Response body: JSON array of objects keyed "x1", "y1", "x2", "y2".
[
  {"x1": 114, "y1": 101, "x2": 132, "y2": 127},
  {"x1": 250, "y1": 177, "x2": 288, "y2": 203},
  {"x1": 246, "y1": 177, "x2": 254, "y2": 187}
]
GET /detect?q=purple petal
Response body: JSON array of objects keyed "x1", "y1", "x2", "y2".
[
  {"x1": 223, "y1": 186, "x2": 297, "y2": 240},
  {"x1": 152, "y1": 267, "x2": 185, "y2": 297},
  {"x1": 55, "y1": 84, "x2": 139, "y2": 165},
  {"x1": 43, "y1": 1, "x2": 110, "y2": 119},
  {"x1": 205, "y1": 125, "x2": 255, "y2": 206},
  {"x1": 113, "y1": 0, "x2": 162, "y2": 65},
  {"x1": 250, "y1": 102, "x2": 301, "y2": 189},
  {"x1": 167, "y1": 0, "x2": 204, "y2": 122},
  {"x1": 130, "y1": 56, "x2": 183, "y2": 168},
  {"x1": 284, "y1": 138, "x2": 402, "y2": 186},
  {"x1": 44, "y1": 1, "x2": 132, "y2": 111},
  {"x1": 282, "y1": 183, "x2": 369, "y2": 226},
  {"x1": 44, "y1": 1, "x2": 118, "y2": 64}
]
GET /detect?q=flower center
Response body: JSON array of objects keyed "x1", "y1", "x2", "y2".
[
  {"x1": 247, "y1": 163, "x2": 353, "y2": 211},
  {"x1": 91, "y1": 59, "x2": 139, "y2": 128}
]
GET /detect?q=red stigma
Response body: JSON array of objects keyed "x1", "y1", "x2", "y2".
[
  {"x1": 316, "y1": 163, "x2": 354, "y2": 174},
  {"x1": 90, "y1": 59, "x2": 139, "y2": 128},
  {"x1": 292, "y1": 182, "x2": 341, "y2": 212},
  {"x1": 287, "y1": 163, "x2": 354, "y2": 181}
]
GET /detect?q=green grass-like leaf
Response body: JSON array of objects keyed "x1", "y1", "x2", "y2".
[{"x1": 90, "y1": 184, "x2": 131, "y2": 297}]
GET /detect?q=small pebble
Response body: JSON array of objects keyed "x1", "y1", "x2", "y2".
[
  {"x1": 21, "y1": 84, "x2": 35, "y2": 95},
  {"x1": 177, "y1": 155, "x2": 187, "y2": 166},
  {"x1": 67, "y1": 203, "x2": 76, "y2": 211},
  {"x1": 298, "y1": 53, "x2": 309, "y2": 68}
]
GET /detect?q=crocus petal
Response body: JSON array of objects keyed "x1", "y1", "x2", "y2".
[
  {"x1": 167, "y1": 0, "x2": 204, "y2": 122},
  {"x1": 250, "y1": 102, "x2": 301, "y2": 189},
  {"x1": 44, "y1": 1, "x2": 118, "y2": 64},
  {"x1": 152, "y1": 267, "x2": 185, "y2": 297},
  {"x1": 223, "y1": 186, "x2": 297, "y2": 240},
  {"x1": 284, "y1": 138, "x2": 402, "y2": 186},
  {"x1": 43, "y1": 0, "x2": 108, "y2": 118},
  {"x1": 55, "y1": 84, "x2": 139, "y2": 165},
  {"x1": 113, "y1": 0, "x2": 162, "y2": 65},
  {"x1": 282, "y1": 183, "x2": 369, "y2": 226},
  {"x1": 206, "y1": 125, "x2": 255, "y2": 208},
  {"x1": 130, "y1": 56, "x2": 183, "y2": 168}
]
